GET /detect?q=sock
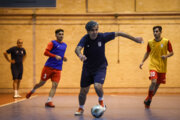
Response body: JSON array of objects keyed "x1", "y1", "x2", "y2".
[
  {"x1": 99, "y1": 97, "x2": 104, "y2": 101},
  {"x1": 79, "y1": 105, "x2": 84, "y2": 109},
  {"x1": 47, "y1": 97, "x2": 52, "y2": 102},
  {"x1": 148, "y1": 90, "x2": 154, "y2": 100},
  {"x1": 14, "y1": 90, "x2": 18, "y2": 95}
]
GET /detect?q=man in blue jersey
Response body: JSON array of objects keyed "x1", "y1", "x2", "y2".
[
  {"x1": 26, "y1": 29, "x2": 67, "y2": 107},
  {"x1": 74, "y1": 21, "x2": 143, "y2": 115}
]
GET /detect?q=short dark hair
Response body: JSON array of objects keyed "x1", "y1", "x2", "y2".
[
  {"x1": 85, "y1": 20, "x2": 98, "y2": 31},
  {"x1": 55, "y1": 29, "x2": 64, "y2": 34},
  {"x1": 153, "y1": 26, "x2": 162, "y2": 32}
]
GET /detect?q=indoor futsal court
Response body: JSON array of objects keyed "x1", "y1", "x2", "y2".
[
  {"x1": 0, "y1": 0, "x2": 180, "y2": 120},
  {"x1": 0, "y1": 94, "x2": 180, "y2": 120}
]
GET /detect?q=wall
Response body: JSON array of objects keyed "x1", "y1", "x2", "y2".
[{"x1": 0, "y1": 0, "x2": 180, "y2": 93}]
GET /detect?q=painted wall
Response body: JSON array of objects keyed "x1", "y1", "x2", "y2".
[{"x1": 0, "y1": 0, "x2": 179, "y2": 93}]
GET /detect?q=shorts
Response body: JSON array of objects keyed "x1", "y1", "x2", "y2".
[
  {"x1": 149, "y1": 70, "x2": 166, "y2": 84},
  {"x1": 41, "y1": 66, "x2": 61, "y2": 83},
  {"x1": 80, "y1": 65, "x2": 107, "y2": 87},
  {"x1": 11, "y1": 63, "x2": 23, "y2": 80}
]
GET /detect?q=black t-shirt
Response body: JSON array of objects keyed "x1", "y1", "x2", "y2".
[
  {"x1": 6, "y1": 46, "x2": 26, "y2": 64},
  {"x1": 77, "y1": 32, "x2": 115, "y2": 69}
]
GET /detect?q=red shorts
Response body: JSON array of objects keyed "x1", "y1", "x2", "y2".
[
  {"x1": 41, "y1": 66, "x2": 61, "y2": 83},
  {"x1": 149, "y1": 70, "x2": 166, "y2": 84}
]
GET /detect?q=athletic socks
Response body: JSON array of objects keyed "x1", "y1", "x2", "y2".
[{"x1": 47, "y1": 97, "x2": 52, "y2": 103}]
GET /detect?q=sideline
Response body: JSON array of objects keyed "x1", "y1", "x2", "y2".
[{"x1": 0, "y1": 95, "x2": 37, "y2": 107}]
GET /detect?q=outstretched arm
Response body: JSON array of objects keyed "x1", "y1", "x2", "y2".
[
  {"x1": 75, "y1": 46, "x2": 87, "y2": 61},
  {"x1": 115, "y1": 32, "x2": 143, "y2": 43},
  {"x1": 139, "y1": 52, "x2": 150, "y2": 69}
]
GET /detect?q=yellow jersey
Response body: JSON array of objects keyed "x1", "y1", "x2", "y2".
[{"x1": 147, "y1": 38, "x2": 173, "y2": 73}]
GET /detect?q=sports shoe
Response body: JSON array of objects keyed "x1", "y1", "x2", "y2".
[
  {"x1": 45, "y1": 102, "x2": 55, "y2": 108},
  {"x1": 99, "y1": 100, "x2": 106, "y2": 112},
  {"x1": 26, "y1": 91, "x2": 33, "y2": 99},
  {"x1": 74, "y1": 108, "x2": 84, "y2": 116},
  {"x1": 13, "y1": 94, "x2": 22, "y2": 98},
  {"x1": 144, "y1": 98, "x2": 151, "y2": 109}
]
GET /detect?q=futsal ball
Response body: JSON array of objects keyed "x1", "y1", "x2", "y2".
[{"x1": 91, "y1": 105, "x2": 104, "y2": 118}]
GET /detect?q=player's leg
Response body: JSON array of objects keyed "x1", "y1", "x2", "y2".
[
  {"x1": 75, "y1": 86, "x2": 90, "y2": 115},
  {"x1": 153, "y1": 83, "x2": 160, "y2": 96},
  {"x1": 26, "y1": 66, "x2": 50, "y2": 99},
  {"x1": 26, "y1": 80, "x2": 46, "y2": 99},
  {"x1": 144, "y1": 70, "x2": 157, "y2": 108},
  {"x1": 45, "y1": 69, "x2": 61, "y2": 107},
  {"x1": 94, "y1": 65, "x2": 107, "y2": 112}
]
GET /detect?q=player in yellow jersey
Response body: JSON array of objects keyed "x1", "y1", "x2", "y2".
[{"x1": 139, "y1": 26, "x2": 174, "y2": 108}]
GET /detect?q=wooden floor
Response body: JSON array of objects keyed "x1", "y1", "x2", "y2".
[{"x1": 0, "y1": 93, "x2": 180, "y2": 120}]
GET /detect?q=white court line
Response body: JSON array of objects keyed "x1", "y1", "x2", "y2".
[{"x1": 0, "y1": 95, "x2": 37, "y2": 107}]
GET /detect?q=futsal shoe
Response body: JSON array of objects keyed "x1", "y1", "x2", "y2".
[
  {"x1": 144, "y1": 99, "x2": 151, "y2": 109},
  {"x1": 45, "y1": 102, "x2": 55, "y2": 108},
  {"x1": 13, "y1": 94, "x2": 22, "y2": 98},
  {"x1": 26, "y1": 91, "x2": 33, "y2": 99},
  {"x1": 74, "y1": 108, "x2": 84, "y2": 116},
  {"x1": 99, "y1": 100, "x2": 107, "y2": 112}
]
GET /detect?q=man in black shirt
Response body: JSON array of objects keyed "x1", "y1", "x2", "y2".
[{"x1": 3, "y1": 39, "x2": 26, "y2": 98}]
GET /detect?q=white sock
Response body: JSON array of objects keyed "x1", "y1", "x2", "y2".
[
  {"x1": 14, "y1": 90, "x2": 18, "y2": 95},
  {"x1": 80, "y1": 105, "x2": 84, "y2": 109},
  {"x1": 99, "y1": 97, "x2": 104, "y2": 101},
  {"x1": 47, "y1": 97, "x2": 52, "y2": 102}
]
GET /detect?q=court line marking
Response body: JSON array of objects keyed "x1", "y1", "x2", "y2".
[{"x1": 0, "y1": 95, "x2": 37, "y2": 107}]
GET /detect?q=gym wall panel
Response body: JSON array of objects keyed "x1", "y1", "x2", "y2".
[{"x1": 136, "y1": 0, "x2": 180, "y2": 12}]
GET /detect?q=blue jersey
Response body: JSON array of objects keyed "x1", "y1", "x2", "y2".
[
  {"x1": 45, "y1": 40, "x2": 67, "y2": 70},
  {"x1": 77, "y1": 32, "x2": 115, "y2": 69}
]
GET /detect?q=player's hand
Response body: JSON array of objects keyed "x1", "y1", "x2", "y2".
[
  {"x1": 79, "y1": 54, "x2": 87, "y2": 62},
  {"x1": 63, "y1": 57, "x2": 67, "y2": 62},
  {"x1": 139, "y1": 63, "x2": 143, "y2": 69},
  {"x1": 10, "y1": 59, "x2": 15, "y2": 64},
  {"x1": 55, "y1": 55, "x2": 62, "y2": 60},
  {"x1": 161, "y1": 55, "x2": 167, "y2": 60},
  {"x1": 135, "y1": 37, "x2": 144, "y2": 44}
]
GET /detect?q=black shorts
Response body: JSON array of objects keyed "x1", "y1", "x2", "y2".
[
  {"x1": 80, "y1": 64, "x2": 107, "y2": 88},
  {"x1": 11, "y1": 63, "x2": 23, "y2": 80}
]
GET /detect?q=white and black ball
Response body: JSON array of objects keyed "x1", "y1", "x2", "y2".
[{"x1": 91, "y1": 105, "x2": 104, "y2": 118}]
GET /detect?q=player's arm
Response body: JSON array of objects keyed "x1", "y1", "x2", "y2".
[
  {"x1": 63, "y1": 56, "x2": 67, "y2": 62},
  {"x1": 115, "y1": 32, "x2": 143, "y2": 43},
  {"x1": 3, "y1": 52, "x2": 15, "y2": 63},
  {"x1": 23, "y1": 54, "x2": 26, "y2": 62},
  {"x1": 44, "y1": 42, "x2": 62, "y2": 60},
  {"x1": 139, "y1": 52, "x2": 150, "y2": 69},
  {"x1": 75, "y1": 46, "x2": 87, "y2": 61},
  {"x1": 161, "y1": 41, "x2": 174, "y2": 59}
]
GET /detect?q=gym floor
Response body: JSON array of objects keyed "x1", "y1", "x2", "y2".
[{"x1": 0, "y1": 94, "x2": 180, "y2": 120}]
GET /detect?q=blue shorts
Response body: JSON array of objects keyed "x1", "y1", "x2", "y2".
[{"x1": 80, "y1": 64, "x2": 107, "y2": 87}]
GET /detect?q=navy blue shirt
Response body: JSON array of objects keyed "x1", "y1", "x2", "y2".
[
  {"x1": 77, "y1": 32, "x2": 115, "y2": 69},
  {"x1": 7, "y1": 46, "x2": 26, "y2": 64}
]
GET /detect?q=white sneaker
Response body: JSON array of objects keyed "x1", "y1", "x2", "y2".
[
  {"x1": 74, "y1": 108, "x2": 84, "y2": 116},
  {"x1": 13, "y1": 94, "x2": 22, "y2": 98},
  {"x1": 102, "y1": 105, "x2": 106, "y2": 112}
]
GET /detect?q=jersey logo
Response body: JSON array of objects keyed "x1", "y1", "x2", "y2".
[
  {"x1": 21, "y1": 51, "x2": 24, "y2": 54},
  {"x1": 43, "y1": 73, "x2": 47, "y2": 79},
  {"x1": 161, "y1": 44, "x2": 163, "y2": 48},
  {"x1": 16, "y1": 50, "x2": 19, "y2": 54},
  {"x1": 98, "y1": 42, "x2": 102, "y2": 47},
  {"x1": 87, "y1": 45, "x2": 90, "y2": 47}
]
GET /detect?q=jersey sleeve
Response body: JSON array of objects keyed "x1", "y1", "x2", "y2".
[
  {"x1": 6, "y1": 47, "x2": 14, "y2": 54},
  {"x1": 167, "y1": 41, "x2": 173, "y2": 52},
  {"x1": 44, "y1": 42, "x2": 56, "y2": 57},
  {"x1": 103, "y1": 32, "x2": 115, "y2": 43},
  {"x1": 147, "y1": 43, "x2": 151, "y2": 52},
  {"x1": 77, "y1": 36, "x2": 86, "y2": 47},
  {"x1": 23, "y1": 48, "x2": 26, "y2": 56}
]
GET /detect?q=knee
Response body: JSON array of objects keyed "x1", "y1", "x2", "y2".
[{"x1": 94, "y1": 83, "x2": 102, "y2": 90}]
